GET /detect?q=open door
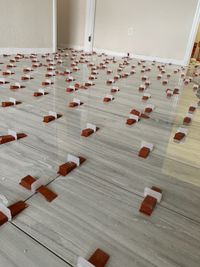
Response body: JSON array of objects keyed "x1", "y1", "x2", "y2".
[
  {"x1": 84, "y1": 0, "x2": 96, "y2": 52},
  {"x1": 184, "y1": 0, "x2": 200, "y2": 65},
  {"x1": 190, "y1": 24, "x2": 200, "y2": 62}
]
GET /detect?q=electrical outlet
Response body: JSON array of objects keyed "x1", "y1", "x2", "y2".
[{"x1": 128, "y1": 27, "x2": 134, "y2": 36}]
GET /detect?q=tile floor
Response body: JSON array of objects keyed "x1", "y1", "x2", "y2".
[{"x1": 0, "y1": 50, "x2": 200, "y2": 267}]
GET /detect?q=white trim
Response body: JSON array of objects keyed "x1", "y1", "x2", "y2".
[
  {"x1": 93, "y1": 48, "x2": 126, "y2": 58},
  {"x1": 58, "y1": 44, "x2": 184, "y2": 65},
  {"x1": 84, "y1": 0, "x2": 96, "y2": 52},
  {"x1": 132, "y1": 53, "x2": 184, "y2": 66},
  {"x1": 0, "y1": 48, "x2": 54, "y2": 55},
  {"x1": 184, "y1": 0, "x2": 200, "y2": 66},
  {"x1": 57, "y1": 44, "x2": 186, "y2": 66},
  {"x1": 53, "y1": 0, "x2": 57, "y2": 52},
  {"x1": 58, "y1": 43, "x2": 84, "y2": 51},
  {"x1": 93, "y1": 48, "x2": 184, "y2": 66}
]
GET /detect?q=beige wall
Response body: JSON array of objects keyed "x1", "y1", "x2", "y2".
[
  {"x1": 57, "y1": 0, "x2": 87, "y2": 48},
  {"x1": 94, "y1": 0, "x2": 198, "y2": 62},
  {"x1": 0, "y1": 0, "x2": 54, "y2": 51}
]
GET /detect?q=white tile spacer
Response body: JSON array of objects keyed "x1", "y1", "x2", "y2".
[
  {"x1": 86, "y1": 81, "x2": 94, "y2": 85},
  {"x1": 105, "y1": 94, "x2": 114, "y2": 100},
  {"x1": 141, "y1": 141, "x2": 154, "y2": 151},
  {"x1": 15, "y1": 82, "x2": 21, "y2": 88},
  {"x1": 39, "y1": 88, "x2": 45, "y2": 95},
  {"x1": 68, "y1": 85, "x2": 75, "y2": 90},
  {"x1": 144, "y1": 187, "x2": 162, "y2": 203},
  {"x1": 77, "y1": 257, "x2": 95, "y2": 267},
  {"x1": 177, "y1": 127, "x2": 188, "y2": 135},
  {"x1": 185, "y1": 113, "x2": 193, "y2": 119},
  {"x1": 129, "y1": 114, "x2": 140, "y2": 122},
  {"x1": 8, "y1": 129, "x2": 17, "y2": 140},
  {"x1": 0, "y1": 78, "x2": 6, "y2": 83},
  {"x1": 45, "y1": 79, "x2": 52, "y2": 84},
  {"x1": 112, "y1": 86, "x2": 119, "y2": 91},
  {"x1": 86, "y1": 123, "x2": 97, "y2": 132},
  {"x1": 67, "y1": 154, "x2": 80, "y2": 166},
  {"x1": 190, "y1": 103, "x2": 198, "y2": 108},
  {"x1": 143, "y1": 93, "x2": 151, "y2": 98},
  {"x1": 65, "y1": 69, "x2": 72, "y2": 73},
  {"x1": 49, "y1": 111, "x2": 58, "y2": 119},
  {"x1": 31, "y1": 177, "x2": 46, "y2": 193},
  {"x1": 0, "y1": 194, "x2": 9, "y2": 206},
  {"x1": 193, "y1": 84, "x2": 198, "y2": 90},
  {"x1": 9, "y1": 98, "x2": 16, "y2": 105},
  {"x1": 139, "y1": 84, "x2": 146, "y2": 89},
  {"x1": 73, "y1": 98, "x2": 81, "y2": 105},
  {"x1": 0, "y1": 195, "x2": 12, "y2": 221},
  {"x1": 145, "y1": 104, "x2": 155, "y2": 110}
]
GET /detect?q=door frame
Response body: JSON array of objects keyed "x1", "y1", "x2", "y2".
[
  {"x1": 53, "y1": 0, "x2": 57, "y2": 52},
  {"x1": 84, "y1": 0, "x2": 96, "y2": 52},
  {"x1": 184, "y1": 0, "x2": 200, "y2": 65}
]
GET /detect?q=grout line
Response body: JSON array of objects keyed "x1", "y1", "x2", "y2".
[
  {"x1": 10, "y1": 222, "x2": 74, "y2": 267},
  {"x1": 88, "y1": 172, "x2": 200, "y2": 225}
]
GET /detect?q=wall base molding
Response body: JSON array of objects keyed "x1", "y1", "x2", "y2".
[
  {"x1": 58, "y1": 43, "x2": 84, "y2": 51},
  {"x1": 0, "y1": 48, "x2": 54, "y2": 55},
  {"x1": 93, "y1": 48, "x2": 185, "y2": 66},
  {"x1": 58, "y1": 44, "x2": 186, "y2": 66}
]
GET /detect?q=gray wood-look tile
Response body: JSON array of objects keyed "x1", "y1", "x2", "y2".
[
  {"x1": 0, "y1": 52, "x2": 200, "y2": 267},
  {"x1": 0, "y1": 224, "x2": 70, "y2": 267}
]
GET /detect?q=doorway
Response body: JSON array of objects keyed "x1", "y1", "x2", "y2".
[
  {"x1": 184, "y1": 0, "x2": 200, "y2": 65},
  {"x1": 191, "y1": 24, "x2": 200, "y2": 62}
]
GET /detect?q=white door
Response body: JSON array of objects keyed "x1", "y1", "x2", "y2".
[{"x1": 84, "y1": 0, "x2": 96, "y2": 52}]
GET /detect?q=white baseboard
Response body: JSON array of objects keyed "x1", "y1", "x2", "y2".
[
  {"x1": 0, "y1": 48, "x2": 54, "y2": 55},
  {"x1": 58, "y1": 43, "x2": 84, "y2": 51},
  {"x1": 131, "y1": 54, "x2": 185, "y2": 66},
  {"x1": 93, "y1": 48, "x2": 186, "y2": 66},
  {"x1": 93, "y1": 48, "x2": 126, "y2": 58},
  {"x1": 58, "y1": 44, "x2": 186, "y2": 66}
]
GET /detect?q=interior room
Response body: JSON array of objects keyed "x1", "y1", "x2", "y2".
[{"x1": 0, "y1": 0, "x2": 199, "y2": 267}]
